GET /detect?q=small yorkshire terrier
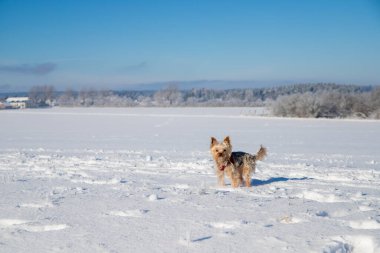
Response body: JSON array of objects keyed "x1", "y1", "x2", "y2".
[{"x1": 210, "y1": 136, "x2": 267, "y2": 188}]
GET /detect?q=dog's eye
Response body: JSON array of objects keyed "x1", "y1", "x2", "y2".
[
  {"x1": 223, "y1": 149, "x2": 226, "y2": 152},
  {"x1": 215, "y1": 149, "x2": 219, "y2": 152}
]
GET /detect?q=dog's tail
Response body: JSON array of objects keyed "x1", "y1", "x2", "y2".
[{"x1": 256, "y1": 145, "x2": 267, "y2": 161}]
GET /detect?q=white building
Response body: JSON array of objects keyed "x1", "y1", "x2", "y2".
[{"x1": 5, "y1": 97, "x2": 29, "y2": 109}]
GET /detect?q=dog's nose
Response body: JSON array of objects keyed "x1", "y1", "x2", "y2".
[{"x1": 218, "y1": 152, "x2": 223, "y2": 156}]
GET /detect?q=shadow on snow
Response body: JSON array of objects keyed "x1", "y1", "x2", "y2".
[{"x1": 251, "y1": 177, "x2": 312, "y2": 186}]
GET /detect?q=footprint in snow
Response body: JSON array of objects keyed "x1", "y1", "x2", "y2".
[
  {"x1": 0, "y1": 219, "x2": 68, "y2": 232},
  {"x1": 17, "y1": 202, "x2": 53, "y2": 209},
  {"x1": 106, "y1": 209, "x2": 149, "y2": 218},
  {"x1": 146, "y1": 194, "x2": 165, "y2": 201},
  {"x1": 0, "y1": 219, "x2": 29, "y2": 228},
  {"x1": 322, "y1": 240, "x2": 353, "y2": 253},
  {"x1": 347, "y1": 219, "x2": 380, "y2": 230},
  {"x1": 70, "y1": 178, "x2": 119, "y2": 185},
  {"x1": 278, "y1": 215, "x2": 304, "y2": 224},
  {"x1": 206, "y1": 220, "x2": 249, "y2": 230},
  {"x1": 19, "y1": 223, "x2": 68, "y2": 232},
  {"x1": 191, "y1": 236, "x2": 212, "y2": 242},
  {"x1": 358, "y1": 205, "x2": 374, "y2": 212},
  {"x1": 300, "y1": 190, "x2": 347, "y2": 203},
  {"x1": 323, "y1": 235, "x2": 378, "y2": 253},
  {"x1": 329, "y1": 209, "x2": 352, "y2": 218},
  {"x1": 315, "y1": 210, "x2": 329, "y2": 217},
  {"x1": 179, "y1": 233, "x2": 212, "y2": 246}
]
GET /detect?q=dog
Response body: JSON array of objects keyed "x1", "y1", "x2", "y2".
[{"x1": 210, "y1": 136, "x2": 267, "y2": 188}]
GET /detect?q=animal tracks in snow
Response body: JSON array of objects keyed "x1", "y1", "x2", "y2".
[
  {"x1": 17, "y1": 202, "x2": 53, "y2": 209},
  {"x1": 299, "y1": 190, "x2": 347, "y2": 203},
  {"x1": 106, "y1": 209, "x2": 149, "y2": 218},
  {"x1": 278, "y1": 215, "x2": 305, "y2": 224},
  {"x1": 348, "y1": 220, "x2": 380, "y2": 230},
  {"x1": 19, "y1": 223, "x2": 68, "y2": 232},
  {"x1": 0, "y1": 146, "x2": 379, "y2": 252},
  {"x1": 0, "y1": 219, "x2": 29, "y2": 228},
  {"x1": 206, "y1": 220, "x2": 249, "y2": 230},
  {"x1": 0, "y1": 219, "x2": 68, "y2": 232},
  {"x1": 323, "y1": 235, "x2": 380, "y2": 253}
]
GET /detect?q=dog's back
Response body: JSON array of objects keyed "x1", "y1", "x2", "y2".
[{"x1": 230, "y1": 146, "x2": 267, "y2": 171}]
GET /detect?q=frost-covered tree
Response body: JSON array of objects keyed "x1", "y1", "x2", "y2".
[
  {"x1": 56, "y1": 88, "x2": 76, "y2": 106},
  {"x1": 28, "y1": 85, "x2": 55, "y2": 107},
  {"x1": 153, "y1": 85, "x2": 183, "y2": 106}
]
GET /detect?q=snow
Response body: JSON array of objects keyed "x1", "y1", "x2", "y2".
[{"x1": 0, "y1": 107, "x2": 380, "y2": 253}]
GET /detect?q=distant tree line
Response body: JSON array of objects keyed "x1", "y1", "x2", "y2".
[
  {"x1": 270, "y1": 84, "x2": 380, "y2": 119},
  {"x1": 22, "y1": 83, "x2": 380, "y2": 119},
  {"x1": 55, "y1": 84, "x2": 266, "y2": 107}
]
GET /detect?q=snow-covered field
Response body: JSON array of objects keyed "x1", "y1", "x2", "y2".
[{"x1": 1, "y1": 107, "x2": 380, "y2": 253}]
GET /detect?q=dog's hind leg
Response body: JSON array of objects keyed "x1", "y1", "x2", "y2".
[
  {"x1": 230, "y1": 170, "x2": 242, "y2": 188},
  {"x1": 231, "y1": 177, "x2": 241, "y2": 188}
]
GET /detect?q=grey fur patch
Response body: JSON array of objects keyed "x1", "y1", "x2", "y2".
[{"x1": 230, "y1": 152, "x2": 256, "y2": 168}]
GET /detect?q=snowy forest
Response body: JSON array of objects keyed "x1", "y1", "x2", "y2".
[{"x1": 5, "y1": 83, "x2": 380, "y2": 119}]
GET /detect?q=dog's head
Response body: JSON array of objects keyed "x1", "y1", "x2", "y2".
[{"x1": 210, "y1": 136, "x2": 232, "y2": 163}]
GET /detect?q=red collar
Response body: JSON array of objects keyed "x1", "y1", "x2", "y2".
[
  {"x1": 218, "y1": 157, "x2": 234, "y2": 171},
  {"x1": 219, "y1": 164, "x2": 227, "y2": 171}
]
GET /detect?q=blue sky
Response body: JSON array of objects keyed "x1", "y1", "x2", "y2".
[{"x1": 0, "y1": 0, "x2": 379, "y2": 91}]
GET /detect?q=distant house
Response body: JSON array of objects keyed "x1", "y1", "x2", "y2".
[{"x1": 5, "y1": 97, "x2": 29, "y2": 109}]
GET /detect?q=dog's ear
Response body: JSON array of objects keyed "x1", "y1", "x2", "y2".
[
  {"x1": 210, "y1": 137, "x2": 218, "y2": 148},
  {"x1": 223, "y1": 136, "x2": 231, "y2": 146}
]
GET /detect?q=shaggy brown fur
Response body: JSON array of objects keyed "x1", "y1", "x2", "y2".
[{"x1": 210, "y1": 136, "x2": 267, "y2": 188}]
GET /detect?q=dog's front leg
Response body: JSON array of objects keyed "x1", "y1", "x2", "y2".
[{"x1": 216, "y1": 170, "x2": 225, "y2": 187}]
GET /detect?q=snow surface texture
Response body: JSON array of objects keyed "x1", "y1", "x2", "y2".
[{"x1": 0, "y1": 107, "x2": 380, "y2": 253}]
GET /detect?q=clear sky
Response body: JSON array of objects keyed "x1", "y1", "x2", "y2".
[{"x1": 0, "y1": 0, "x2": 379, "y2": 91}]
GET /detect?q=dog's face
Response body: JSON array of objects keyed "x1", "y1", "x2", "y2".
[{"x1": 210, "y1": 136, "x2": 232, "y2": 163}]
